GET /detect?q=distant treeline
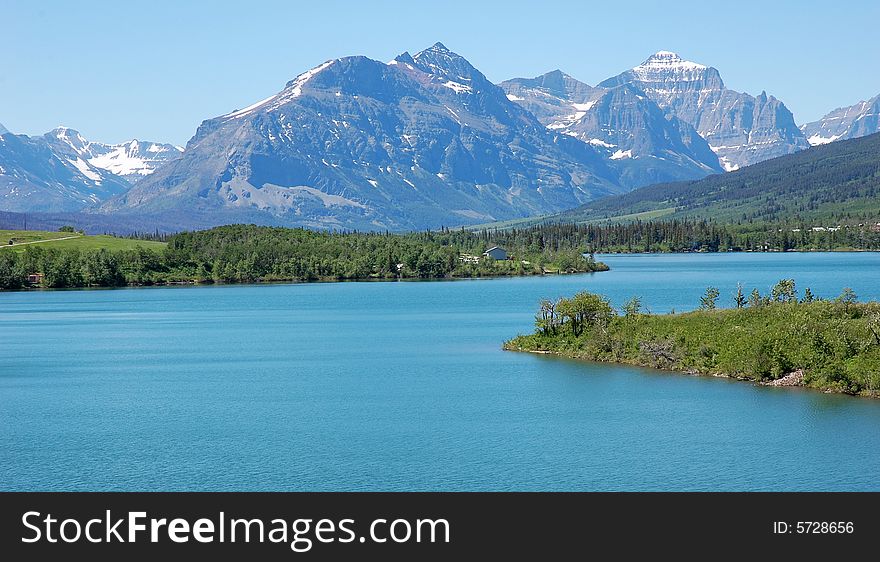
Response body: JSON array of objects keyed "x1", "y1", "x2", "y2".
[
  {"x1": 474, "y1": 219, "x2": 880, "y2": 253},
  {"x1": 0, "y1": 225, "x2": 605, "y2": 290}
]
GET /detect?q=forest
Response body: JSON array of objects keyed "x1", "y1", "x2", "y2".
[
  {"x1": 0, "y1": 224, "x2": 606, "y2": 290},
  {"x1": 505, "y1": 280, "x2": 880, "y2": 397},
  {"x1": 476, "y1": 219, "x2": 880, "y2": 253},
  {"x1": 5, "y1": 217, "x2": 880, "y2": 290}
]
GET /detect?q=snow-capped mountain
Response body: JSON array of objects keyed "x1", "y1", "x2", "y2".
[
  {"x1": 501, "y1": 70, "x2": 722, "y2": 187},
  {"x1": 103, "y1": 43, "x2": 620, "y2": 230},
  {"x1": 44, "y1": 127, "x2": 183, "y2": 181},
  {"x1": 0, "y1": 127, "x2": 130, "y2": 212},
  {"x1": 801, "y1": 93, "x2": 880, "y2": 145},
  {"x1": 4, "y1": 45, "x2": 873, "y2": 227},
  {"x1": 0, "y1": 126, "x2": 181, "y2": 212},
  {"x1": 599, "y1": 51, "x2": 809, "y2": 171}
]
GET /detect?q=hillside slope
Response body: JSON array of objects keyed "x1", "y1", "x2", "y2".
[{"x1": 551, "y1": 131, "x2": 880, "y2": 224}]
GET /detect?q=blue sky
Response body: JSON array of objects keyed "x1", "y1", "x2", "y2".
[{"x1": 3, "y1": 0, "x2": 879, "y2": 145}]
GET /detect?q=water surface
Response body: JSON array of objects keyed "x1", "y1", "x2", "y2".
[{"x1": 2, "y1": 252, "x2": 879, "y2": 490}]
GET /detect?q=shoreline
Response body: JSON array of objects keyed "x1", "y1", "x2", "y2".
[
  {"x1": 0, "y1": 268, "x2": 607, "y2": 293},
  {"x1": 503, "y1": 346, "x2": 879, "y2": 400},
  {"x1": 594, "y1": 248, "x2": 880, "y2": 255}
]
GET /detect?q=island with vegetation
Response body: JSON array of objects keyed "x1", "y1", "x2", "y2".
[
  {"x1": 504, "y1": 280, "x2": 880, "y2": 398},
  {"x1": 0, "y1": 224, "x2": 607, "y2": 290}
]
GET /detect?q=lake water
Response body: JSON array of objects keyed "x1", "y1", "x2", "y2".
[{"x1": 2, "y1": 252, "x2": 880, "y2": 491}]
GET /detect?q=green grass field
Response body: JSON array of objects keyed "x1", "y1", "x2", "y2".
[
  {"x1": 0, "y1": 230, "x2": 166, "y2": 252},
  {"x1": 0, "y1": 229, "x2": 78, "y2": 245},
  {"x1": 573, "y1": 206, "x2": 677, "y2": 225}
]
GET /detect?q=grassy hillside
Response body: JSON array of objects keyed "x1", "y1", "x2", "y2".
[
  {"x1": 0, "y1": 229, "x2": 79, "y2": 245},
  {"x1": 28, "y1": 234, "x2": 166, "y2": 251},
  {"x1": 0, "y1": 230, "x2": 165, "y2": 252},
  {"x1": 552, "y1": 132, "x2": 880, "y2": 225}
]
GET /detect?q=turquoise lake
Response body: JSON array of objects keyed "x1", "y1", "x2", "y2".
[{"x1": 2, "y1": 252, "x2": 880, "y2": 491}]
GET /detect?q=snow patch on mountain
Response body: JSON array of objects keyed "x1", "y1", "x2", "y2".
[
  {"x1": 572, "y1": 101, "x2": 597, "y2": 112},
  {"x1": 589, "y1": 138, "x2": 616, "y2": 148},
  {"x1": 66, "y1": 157, "x2": 103, "y2": 183},
  {"x1": 225, "y1": 60, "x2": 337, "y2": 119},
  {"x1": 631, "y1": 51, "x2": 709, "y2": 82},
  {"x1": 46, "y1": 128, "x2": 183, "y2": 180},
  {"x1": 801, "y1": 94, "x2": 880, "y2": 145},
  {"x1": 225, "y1": 94, "x2": 279, "y2": 119},
  {"x1": 717, "y1": 156, "x2": 740, "y2": 172},
  {"x1": 443, "y1": 80, "x2": 473, "y2": 93},
  {"x1": 89, "y1": 141, "x2": 182, "y2": 177},
  {"x1": 806, "y1": 133, "x2": 842, "y2": 146}
]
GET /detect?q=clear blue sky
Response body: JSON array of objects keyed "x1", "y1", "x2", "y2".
[{"x1": 3, "y1": 0, "x2": 878, "y2": 145}]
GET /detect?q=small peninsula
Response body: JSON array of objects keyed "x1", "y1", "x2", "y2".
[{"x1": 504, "y1": 281, "x2": 880, "y2": 398}]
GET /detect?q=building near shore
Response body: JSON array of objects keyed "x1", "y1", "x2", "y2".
[{"x1": 483, "y1": 247, "x2": 507, "y2": 261}]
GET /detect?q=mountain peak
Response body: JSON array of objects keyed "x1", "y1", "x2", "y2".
[
  {"x1": 596, "y1": 50, "x2": 719, "y2": 89},
  {"x1": 530, "y1": 69, "x2": 592, "y2": 97},
  {"x1": 411, "y1": 42, "x2": 484, "y2": 85},
  {"x1": 413, "y1": 42, "x2": 466, "y2": 63},
  {"x1": 639, "y1": 51, "x2": 706, "y2": 70},
  {"x1": 543, "y1": 69, "x2": 571, "y2": 81},
  {"x1": 392, "y1": 51, "x2": 415, "y2": 65},
  {"x1": 0, "y1": 122, "x2": 8, "y2": 135},
  {"x1": 48, "y1": 126, "x2": 89, "y2": 148},
  {"x1": 51, "y1": 125, "x2": 80, "y2": 135}
]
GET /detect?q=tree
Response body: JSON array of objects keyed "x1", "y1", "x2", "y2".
[
  {"x1": 749, "y1": 289, "x2": 762, "y2": 308},
  {"x1": 802, "y1": 287, "x2": 815, "y2": 303},
  {"x1": 771, "y1": 279, "x2": 797, "y2": 303},
  {"x1": 836, "y1": 288, "x2": 858, "y2": 314},
  {"x1": 535, "y1": 298, "x2": 560, "y2": 335},
  {"x1": 700, "y1": 287, "x2": 720, "y2": 310},
  {"x1": 734, "y1": 283, "x2": 747, "y2": 308},
  {"x1": 868, "y1": 311, "x2": 880, "y2": 346},
  {"x1": 622, "y1": 296, "x2": 642, "y2": 317},
  {"x1": 0, "y1": 253, "x2": 25, "y2": 289},
  {"x1": 58, "y1": 225, "x2": 76, "y2": 233},
  {"x1": 556, "y1": 291, "x2": 614, "y2": 336}
]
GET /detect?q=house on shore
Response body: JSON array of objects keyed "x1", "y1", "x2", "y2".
[
  {"x1": 27, "y1": 273, "x2": 44, "y2": 285},
  {"x1": 482, "y1": 246, "x2": 508, "y2": 261}
]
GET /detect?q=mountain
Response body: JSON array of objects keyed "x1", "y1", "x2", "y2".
[
  {"x1": 0, "y1": 128, "x2": 131, "y2": 212},
  {"x1": 500, "y1": 70, "x2": 722, "y2": 188},
  {"x1": 44, "y1": 127, "x2": 183, "y2": 181},
  {"x1": 500, "y1": 70, "x2": 602, "y2": 124},
  {"x1": 102, "y1": 43, "x2": 622, "y2": 230},
  {"x1": 599, "y1": 51, "x2": 809, "y2": 171},
  {"x1": 0, "y1": 126, "x2": 181, "y2": 212},
  {"x1": 5, "y1": 46, "x2": 872, "y2": 230},
  {"x1": 546, "y1": 131, "x2": 880, "y2": 225},
  {"x1": 801, "y1": 93, "x2": 880, "y2": 145}
]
